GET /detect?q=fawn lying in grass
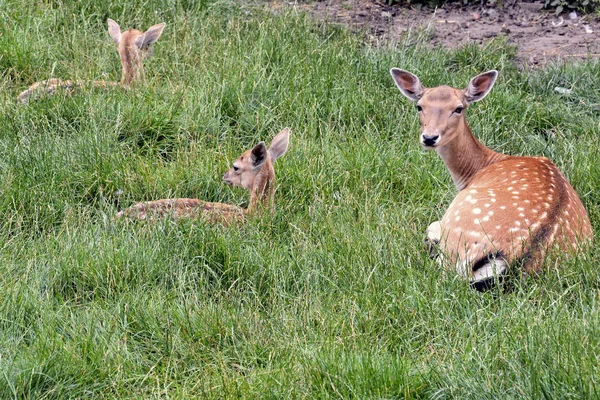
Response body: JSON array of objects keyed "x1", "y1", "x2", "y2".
[
  {"x1": 117, "y1": 128, "x2": 291, "y2": 225},
  {"x1": 17, "y1": 19, "x2": 165, "y2": 104},
  {"x1": 390, "y1": 68, "x2": 592, "y2": 290}
]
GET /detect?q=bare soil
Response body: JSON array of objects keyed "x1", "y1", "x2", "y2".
[{"x1": 275, "y1": 0, "x2": 600, "y2": 66}]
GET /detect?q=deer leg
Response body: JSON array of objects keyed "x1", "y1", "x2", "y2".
[
  {"x1": 470, "y1": 256, "x2": 508, "y2": 292},
  {"x1": 425, "y1": 221, "x2": 442, "y2": 259}
]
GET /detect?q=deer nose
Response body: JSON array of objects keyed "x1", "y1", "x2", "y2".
[{"x1": 421, "y1": 134, "x2": 439, "y2": 147}]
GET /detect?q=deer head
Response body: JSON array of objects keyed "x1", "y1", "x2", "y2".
[
  {"x1": 107, "y1": 19, "x2": 166, "y2": 87},
  {"x1": 391, "y1": 68, "x2": 498, "y2": 149},
  {"x1": 223, "y1": 127, "x2": 290, "y2": 214}
]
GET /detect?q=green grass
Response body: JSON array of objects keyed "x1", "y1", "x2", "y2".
[{"x1": 0, "y1": 0, "x2": 598, "y2": 397}]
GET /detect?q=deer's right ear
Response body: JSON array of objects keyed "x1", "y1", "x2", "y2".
[
  {"x1": 390, "y1": 68, "x2": 424, "y2": 101},
  {"x1": 107, "y1": 19, "x2": 121, "y2": 45},
  {"x1": 251, "y1": 142, "x2": 267, "y2": 168},
  {"x1": 268, "y1": 128, "x2": 290, "y2": 162},
  {"x1": 136, "y1": 22, "x2": 166, "y2": 48}
]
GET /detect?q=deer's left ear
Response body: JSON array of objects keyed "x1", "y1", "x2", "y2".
[
  {"x1": 107, "y1": 19, "x2": 122, "y2": 45},
  {"x1": 135, "y1": 22, "x2": 166, "y2": 48},
  {"x1": 251, "y1": 142, "x2": 267, "y2": 168},
  {"x1": 464, "y1": 70, "x2": 498, "y2": 105}
]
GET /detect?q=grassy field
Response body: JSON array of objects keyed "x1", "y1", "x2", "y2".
[{"x1": 0, "y1": 0, "x2": 599, "y2": 397}]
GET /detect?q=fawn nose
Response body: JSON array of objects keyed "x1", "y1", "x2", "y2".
[
  {"x1": 421, "y1": 134, "x2": 439, "y2": 147},
  {"x1": 223, "y1": 172, "x2": 233, "y2": 185}
]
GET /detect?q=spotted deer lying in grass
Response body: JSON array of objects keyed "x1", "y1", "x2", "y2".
[
  {"x1": 390, "y1": 69, "x2": 593, "y2": 290},
  {"x1": 117, "y1": 128, "x2": 290, "y2": 225},
  {"x1": 17, "y1": 19, "x2": 165, "y2": 104}
]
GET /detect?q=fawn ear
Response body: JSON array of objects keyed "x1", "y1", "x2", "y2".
[
  {"x1": 268, "y1": 128, "x2": 290, "y2": 162},
  {"x1": 107, "y1": 18, "x2": 121, "y2": 45},
  {"x1": 135, "y1": 22, "x2": 166, "y2": 48},
  {"x1": 251, "y1": 142, "x2": 267, "y2": 168},
  {"x1": 390, "y1": 68, "x2": 424, "y2": 101},
  {"x1": 464, "y1": 70, "x2": 498, "y2": 105}
]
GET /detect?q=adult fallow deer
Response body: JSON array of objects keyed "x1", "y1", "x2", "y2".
[
  {"x1": 117, "y1": 128, "x2": 290, "y2": 225},
  {"x1": 17, "y1": 19, "x2": 165, "y2": 104},
  {"x1": 390, "y1": 69, "x2": 592, "y2": 290}
]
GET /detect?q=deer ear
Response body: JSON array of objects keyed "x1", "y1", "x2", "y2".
[
  {"x1": 107, "y1": 18, "x2": 121, "y2": 45},
  {"x1": 464, "y1": 70, "x2": 498, "y2": 105},
  {"x1": 251, "y1": 142, "x2": 267, "y2": 167},
  {"x1": 390, "y1": 68, "x2": 424, "y2": 101},
  {"x1": 135, "y1": 22, "x2": 166, "y2": 48},
  {"x1": 268, "y1": 128, "x2": 290, "y2": 162}
]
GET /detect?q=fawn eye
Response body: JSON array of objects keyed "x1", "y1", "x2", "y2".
[
  {"x1": 454, "y1": 106, "x2": 464, "y2": 114},
  {"x1": 233, "y1": 166, "x2": 239, "y2": 172},
  {"x1": 416, "y1": 105, "x2": 423, "y2": 112}
]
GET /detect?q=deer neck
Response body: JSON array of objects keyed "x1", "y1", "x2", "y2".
[
  {"x1": 248, "y1": 159, "x2": 276, "y2": 215},
  {"x1": 119, "y1": 46, "x2": 143, "y2": 87},
  {"x1": 436, "y1": 119, "x2": 507, "y2": 191}
]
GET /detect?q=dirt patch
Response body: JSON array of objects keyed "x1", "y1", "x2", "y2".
[{"x1": 276, "y1": 0, "x2": 600, "y2": 66}]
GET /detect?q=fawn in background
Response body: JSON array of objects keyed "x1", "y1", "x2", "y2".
[
  {"x1": 117, "y1": 128, "x2": 291, "y2": 225},
  {"x1": 17, "y1": 19, "x2": 165, "y2": 104},
  {"x1": 390, "y1": 69, "x2": 592, "y2": 290}
]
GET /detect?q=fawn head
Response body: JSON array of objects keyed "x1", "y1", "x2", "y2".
[
  {"x1": 390, "y1": 69, "x2": 498, "y2": 149},
  {"x1": 223, "y1": 128, "x2": 290, "y2": 190},
  {"x1": 107, "y1": 19, "x2": 165, "y2": 86}
]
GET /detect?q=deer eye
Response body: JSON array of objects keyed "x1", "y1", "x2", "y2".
[
  {"x1": 454, "y1": 106, "x2": 464, "y2": 114},
  {"x1": 416, "y1": 105, "x2": 423, "y2": 112},
  {"x1": 233, "y1": 166, "x2": 239, "y2": 172}
]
